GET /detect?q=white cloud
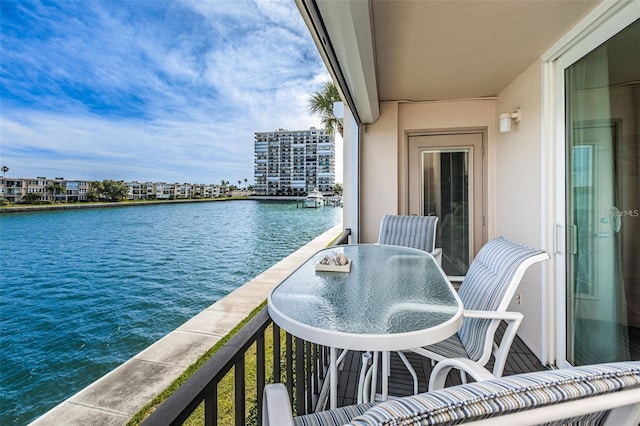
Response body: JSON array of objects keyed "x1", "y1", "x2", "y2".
[{"x1": 0, "y1": 0, "x2": 342, "y2": 185}]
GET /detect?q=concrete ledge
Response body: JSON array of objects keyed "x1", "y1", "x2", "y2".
[{"x1": 31, "y1": 224, "x2": 343, "y2": 425}]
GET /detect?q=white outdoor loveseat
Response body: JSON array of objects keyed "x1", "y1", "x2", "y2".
[{"x1": 263, "y1": 360, "x2": 640, "y2": 426}]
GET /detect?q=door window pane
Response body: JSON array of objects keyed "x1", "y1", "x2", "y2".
[{"x1": 422, "y1": 150, "x2": 470, "y2": 276}]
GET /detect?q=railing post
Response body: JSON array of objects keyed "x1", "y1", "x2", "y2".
[
  {"x1": 273, "y1": 324, "x2": 281, "y2": 384},
  {"x1": 286, "y1": 333, "x2": 294, "y2": 411},
  {"x1": 313, "y1": 343, "x2": 320, "y2": 404},
  {"x1": 305, "y1": 341, "x2": 313, "y2": 412},
  {"x1": 295, "y1": 337, "x2": 305, "y2": 415},
  {"x1": 205, "y1": 389, "x2": 215, "y2": 426},
  {"x1": 234, "y1": 356, "x2": 245, "y2": 426},
  {"x1": 256, "y1": 331, "x2": 266, "y2": 426},
  {"x1": 333, "y1": 228, "x2": 351, "y2": 246}
]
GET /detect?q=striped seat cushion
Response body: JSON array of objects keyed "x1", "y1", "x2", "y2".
[
  {"x1": 456, "y1": 237, "x2": 546, "y2": 361},
  {"x1": 378, "y1": 215, "x2": 438, "y2": 253},
  {"x1": 420, "y1": 334, "x2": 469, "y2": 360},
  {"x1": 294, "y1": 402, "x2": 376, "y2": 426},
  {"x1": 345, "y1": 362, "x2": 640, "y2": 426}
]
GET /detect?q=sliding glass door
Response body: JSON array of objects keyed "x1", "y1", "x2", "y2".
[{"x1": 565, "y1": 20, "x2": 639, "y2": 364}]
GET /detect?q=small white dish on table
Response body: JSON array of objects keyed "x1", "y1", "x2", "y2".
[{"x1": 315, "y1": 251, "x2": 352, "y2": 272}]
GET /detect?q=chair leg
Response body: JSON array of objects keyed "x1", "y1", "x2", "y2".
[
  {"x1": 396, "y1": 351, "x2": 419, "y2": 394},
  {"x1": 357, "y1": 352, "x2": 372, "y2": 404},
  {"x1": 492, "y1": 315, "x2": 523, "y2": 377},
  {"x1": 315, "y1": 349, "x2": 349, "y2": 412},
  {"x1": 370, "y1": 352, "x2": 379, "y2": 401},
  {"x1": 360, "y1": 352, "x2": 378, "y2": 403},
  {"x1": 362, "y1": 360, "x2": 374, "y2": 403}
]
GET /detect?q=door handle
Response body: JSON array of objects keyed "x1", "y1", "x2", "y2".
[
  {"x1": 595, "y1": 233, "x2": 610, "y2": 237},
  {"x1": 554, "y1": 224, "x2": 562, "y2": 254},
  {"x1": 610, "y1": 207, "x2": 622, "y2": 233},
  {"x1": 568, "y1": 225, "x2": 577, "y2": 254}
]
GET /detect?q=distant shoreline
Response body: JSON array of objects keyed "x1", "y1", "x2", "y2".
[
  {"x1": 0, "y1": 195, "x2": 319, "y2": 214},
  {"x1": 0, "y1": 197, "x2": 242, "y2": 214}
]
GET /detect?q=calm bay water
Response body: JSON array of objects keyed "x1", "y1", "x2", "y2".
[{"x1": 0, "y1": 200, "x2": 341, "y2": 425}]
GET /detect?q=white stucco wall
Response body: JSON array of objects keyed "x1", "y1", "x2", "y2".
[
  {"x1": 495, "y1": 60, "x2": 547, "y2": 360},
  {"x1": 360, "y1": 102, "x2": 400, "y2": 242},
  {"x1": 359, "y1": 98, "x2": 497, "y2": 244},
  {"x1": 342, "y1": 107, "x2": 360, "y2": 242}
]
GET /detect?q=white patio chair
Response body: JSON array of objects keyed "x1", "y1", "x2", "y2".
[
  {"x1": 407, "y1": 236, "x2": 550, "y2": 384},
  {"x1": 377, "y1": 214, "x2": 442, "y2": 264},
  {"x1": 381, "y1": 236, "x2": 549, "y2": 397},
  {"x1": 263, "y1": 361, "x2": 640, "y2": 426}
]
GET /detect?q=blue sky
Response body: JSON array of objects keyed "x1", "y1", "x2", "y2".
[{"x1": 0, "y1": 0, "x2": 340, "y2": 184}]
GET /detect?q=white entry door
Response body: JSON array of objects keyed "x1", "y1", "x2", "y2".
[{"x1": 408, "y1": 132, "x2": 485, "y2": 278}]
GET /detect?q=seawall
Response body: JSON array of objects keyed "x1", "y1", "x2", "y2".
[{"x1": 0, "y1": 198, "x2": 245, "y2": 214}]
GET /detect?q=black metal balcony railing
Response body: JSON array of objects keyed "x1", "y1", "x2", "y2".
[{"x1": 142, "y1": 229, "x2": 351, "y2": 426}]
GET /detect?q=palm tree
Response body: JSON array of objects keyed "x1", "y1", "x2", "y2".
[
  {"x1": 244, "y1": 178, "x2": 248, "y2": 189},
  {"x1": 1, "y1": 166, "x2": 8, "y2": 202},
  {"x1": 46, "y1": 183, "x2": 65, "y2": 203},
  {"x1": 23, "y1": 192, "x2": 41, "y2": 204},
  {"x1": 308, "y1": 81, "x2": 343, "y2": 137},
  {"x1": 220, "y1": 180, "x2": 229, "y2": 197}
]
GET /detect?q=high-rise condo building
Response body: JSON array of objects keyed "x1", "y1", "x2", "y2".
[{"x1": 254, "y1": 127, "x2": 335, "y2": 196}]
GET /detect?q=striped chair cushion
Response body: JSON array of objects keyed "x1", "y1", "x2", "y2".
[
  {"x1": 420, "y1": 333, "x2": 469, "y2": 360},
  {"x1": 294, "y1": 402, "x2": 376, "y2": 426},
  {"x1": 345, "y1": 362, "x2": 640, "y2": 426},
  {"x1": 378, "y1": 215, "x2": 438, "y2": 253},
  {"x1": 456, "y1": 237, "x2": 546, "y2": 361}
]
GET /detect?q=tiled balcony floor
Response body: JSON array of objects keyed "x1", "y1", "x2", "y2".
[{"x1": 333, "y1": 324, "x2": 548, "y2": 408}]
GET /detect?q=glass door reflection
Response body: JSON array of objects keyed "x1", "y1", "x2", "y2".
[{"x1": 422, "y1": 149, "x2": 470, "y2": 276}]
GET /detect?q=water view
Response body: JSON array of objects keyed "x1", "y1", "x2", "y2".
[{"x1": 0, "y1": 200, "x2": 342, "y2": 425}]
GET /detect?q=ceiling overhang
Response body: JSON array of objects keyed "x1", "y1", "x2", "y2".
[
  {"x1": 296, "y1": 0, "x2": 379, "y2": 124},
  {"x1": 298, "y1": 0, "x2": 601, "y2": 125}
]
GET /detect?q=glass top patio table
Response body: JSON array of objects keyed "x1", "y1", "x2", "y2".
[{"x1": 268, "y1": 244, "x2": 463, "y2": 352}]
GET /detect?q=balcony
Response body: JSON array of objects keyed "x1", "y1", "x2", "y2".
[
  {"x1": 139, "y1": 228, "x2": 547, "y2": 426},
  {"x1": 27, "y1": 223, "x2": 556, "y2": 426}
]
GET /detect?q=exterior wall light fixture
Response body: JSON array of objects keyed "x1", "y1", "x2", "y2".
[{"x1": 499, "y1": 108, "x2": 521, "y2": 133}]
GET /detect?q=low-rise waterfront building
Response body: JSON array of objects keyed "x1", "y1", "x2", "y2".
[
  {"x1": 64, "y1": 180, "x2": 91, "y2": 202},
  {"x1": 127, "y1": 181, "x2": 151, "y2": 200},
  {"x1": 201, "y1": 184, "x2": 221, "y2": 198},
  {"x1": 1, "y1": 178, "x2": 226, "y2": 203},
  {"x1": 1, "y1": 177, "x2": 91, "y2": 203},
  {"x1": 25, "y1": 178, "x2": 49, "y2": 202},
  {"x1": 159, "y1": 182, "x2": 177, "y2": 199},
  {"x1": 3, "y1": 178, "x2": 27, "y2": 203}
]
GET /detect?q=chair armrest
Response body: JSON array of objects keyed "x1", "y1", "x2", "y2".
[
  {"x1": 462, "y1": 310, "x2": 523, "y2": 322},
  {"x1": 428, "y1": 358, "x2": 496, "y2": 391},
  {"x1": 462, "y1": 310, "x2": 524, "y2": 376},
  {"x1": 262, "y1": 383, "x2": 295, "y2": 426},
  {"x1": 430, "y1": 248, "x2": 443, "y2": 265}
]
